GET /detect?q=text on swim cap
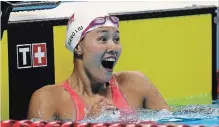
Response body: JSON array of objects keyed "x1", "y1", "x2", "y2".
[{"x1": 68, "y1": 26, "x2": 83, "y2": 46}]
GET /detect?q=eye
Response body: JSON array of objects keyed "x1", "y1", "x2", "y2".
[
  {"x1": 114, "y1": 36, "x2": 120, "y2": 43},
  {"x1": 98, "y1": 36, "x2": 108, "y2": 43}
]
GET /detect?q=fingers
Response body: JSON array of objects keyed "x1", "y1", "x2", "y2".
[
  {"x1": 102, "y1": 99, "x2": 117, "y2": 110},
  {"x1": 105, "y1": 99, "x2": 114, "y2": 105},
  {"x1": 96, "y1": 98, "x2": 113, "y2": 107},
  {"x1": 86, "y1": 97, "x2": 117, "y2": 118},
  {"x1": 86, "y1": 104, "x2": 101, "y2": 117},
  {"x1": 93, "y1": 96, "x2": 105, "y2": 105},
  {"x1": 103, "y1": 105, "x2": 118, "y2": 111}
]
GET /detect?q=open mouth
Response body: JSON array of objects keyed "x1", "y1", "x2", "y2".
[{"x1": 101, "y1": 57, "x2": 116, "y2": 71}]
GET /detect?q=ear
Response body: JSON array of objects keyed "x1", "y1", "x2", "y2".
[{"x1": 74, "y1": 42, "x2": 83, "y2": 55}]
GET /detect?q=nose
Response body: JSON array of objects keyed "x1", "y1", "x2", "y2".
[{"x1": 107, "y1": 40, "x2": 116, "y2": 52}]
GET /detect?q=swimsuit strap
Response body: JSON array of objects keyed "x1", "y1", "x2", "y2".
[
  {"x1": 109, "y1": 77, "x2": 131, "y2": 110},
  {"x1": 62, "y1": 80, "x2": 85, "y2": 121}
]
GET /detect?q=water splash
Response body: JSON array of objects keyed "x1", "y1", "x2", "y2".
[
  {"x1": 172, "y1": 105, "x2": 219, "y2": 119},
  {"x1": 31, "y1": 103, "x2": 219, "y2": 126},
  {"x1": 79, "y1": 104, "x2": 219, "y2": 126}
]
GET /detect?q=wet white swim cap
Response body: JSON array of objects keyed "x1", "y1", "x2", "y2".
[{"x1": 65, "y1": 9, "x2": 119, "y2": 53}]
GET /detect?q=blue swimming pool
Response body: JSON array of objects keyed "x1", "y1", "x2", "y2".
[
  {"x1": 158, "y1": 104, "x2": 219, "y2": 126},
  {"x1": 168, "y1": 100, "x2": 218, "y2": 126}
]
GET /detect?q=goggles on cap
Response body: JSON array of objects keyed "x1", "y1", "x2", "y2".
[{"x1": 80, "y1": 16, "x2": 119, "y2": 40}]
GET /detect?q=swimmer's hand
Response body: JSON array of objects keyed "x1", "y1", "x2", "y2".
[{"x1": 85, "y1": 98, "x2": 117, "y2": 118}]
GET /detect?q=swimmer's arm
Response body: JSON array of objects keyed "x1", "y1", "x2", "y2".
[
  {"x1": 27, "y1": 89, "x2": 55, "y2": 121},
  {"x1": 143, "y1": 82, "x2": 171, "y2": 111},
  {"x1": 133, "y1": 71, "x2": 171, "y2": 111}
]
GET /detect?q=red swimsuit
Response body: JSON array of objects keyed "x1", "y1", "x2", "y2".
[{"x1": 62, "y1": 77, "x2": 132, "y2": 121}]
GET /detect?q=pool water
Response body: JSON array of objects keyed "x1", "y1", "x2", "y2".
[{"x1": 79, "y1": 100, "x2": 219, "y2": 126}]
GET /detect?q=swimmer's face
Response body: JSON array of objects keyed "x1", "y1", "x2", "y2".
[{"x1": 79, "y1": 26, "x2": 122, "y2": 83}]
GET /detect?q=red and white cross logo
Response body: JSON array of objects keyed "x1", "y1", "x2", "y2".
[{"x1": 32, "y1": 43, "x2": 47, "y2": 67}]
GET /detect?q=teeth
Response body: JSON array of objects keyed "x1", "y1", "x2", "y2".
[{"x1": 104, "y1": 58, "x2": 116, "y2": 61}]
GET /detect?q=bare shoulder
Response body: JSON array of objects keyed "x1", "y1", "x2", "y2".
[
  {"x1": 113, "y1": 71, "x2": 154, "y2": 95},
  {"x1": 113, "y1": 71, "x2": 170, "y2": 110},
  {"x1": 113, "y1": 71, "x2": 148, "y2": 86},
  {"x1": 31, "y1": 84, "x2": 63, "y2": 101},
  {"x1": 28, "y1": 84, "x2": 65, "y2": 120},
  {"x1": 29, "y1": 84, "x2": 64, "y2": 112},
  {"x1": 114, "y1": 70, "x2": 146, "y2": 78}
]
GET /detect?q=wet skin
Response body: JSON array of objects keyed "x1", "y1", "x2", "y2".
[{"x1": 27, "y1": 26, "x2": 171, "y2": 121}]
